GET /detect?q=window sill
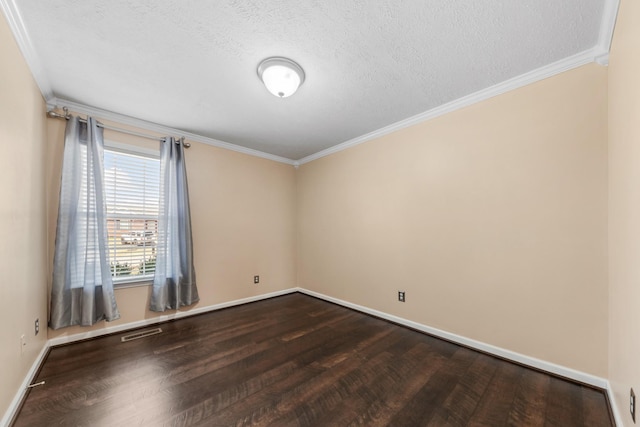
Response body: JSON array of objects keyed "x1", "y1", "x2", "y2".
[{"x1": 114, "y1": 278, "x2": 153, "y2": 289}]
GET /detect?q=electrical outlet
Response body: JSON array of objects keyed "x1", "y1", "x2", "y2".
[
  {"x1": 398, "y1": 291, "x2": 405, "y2": 302},
  {"x1": 254, "y1": 275, "x2": 259, "y2": 284},
  {"x1": 35, "y1": 318, "x2": 39, "y2": 336},
  {"x1": 631, "y1": 387, "x2": 636, "y2": 423},
  {"x1": 20, "y1": 334, "x2": 26, "y2": 355}
]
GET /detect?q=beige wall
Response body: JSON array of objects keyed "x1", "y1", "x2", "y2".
[
  {"x1": 46, "y1": 118, "x2": 297, "y2": 340},
  {"x1": 0, "y1": 13, "x2": 49, "y2": 421},
  {"x1": 297, "y1": 63, "x2": 609, "y2": 376},
  {"x1": 608, "y1": 0, "x2": 640, "y2": 424}
]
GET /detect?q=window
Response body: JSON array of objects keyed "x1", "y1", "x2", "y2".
[{"x1": 104, "y1": 143, "x2": 160, "y2": 284}]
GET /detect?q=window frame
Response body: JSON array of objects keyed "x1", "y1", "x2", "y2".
[{"x1": 104, "y1": 140, "x2": 160, "y2": 288}]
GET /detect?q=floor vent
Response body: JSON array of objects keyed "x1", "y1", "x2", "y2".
[{"x1": 121, "y1": 327, "x2": 163, "y2": 343}]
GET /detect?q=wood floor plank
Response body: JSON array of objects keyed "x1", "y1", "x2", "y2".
[
  {"x1": 210, "y1": 322, "x2": 402, "y2": 426},
  {"x1": 12, "y1": 293, "x2": 613, "y2": 427},
  {"x1": 582, "y1": 385, "x2": 616, "y2": 427},
  {"x1": 544, "y1": 377, "x2": 584, "y2": 426},
  {"x1": 318, "y1": 341, "x2": 448, "y2": 426},
  {"x1": 427, "y1": 353, "x2": 500, "y2": 426},
  {"x1": 506, "y1": 369, "x2": 551, "y2": 426},
  {"x1": 386, "y1": 347, "x2": 480, "y2": 426},
  {"x1": 131, "y1": 314, "x2": 371, "y2": 425},
  {"x1": 467, "y1": 361, "x2": 523, "y2": 426}
]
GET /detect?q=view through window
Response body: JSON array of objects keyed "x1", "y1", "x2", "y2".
[{"x1": 104, "y1": 146, "x2": 160, "y2": 283}]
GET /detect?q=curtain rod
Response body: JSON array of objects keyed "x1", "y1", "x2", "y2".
[{"x1": 46, "y1": 107, "x2": 191, "y2": 148}]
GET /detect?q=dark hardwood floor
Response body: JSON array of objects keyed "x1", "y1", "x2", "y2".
[{"x1": 13, "y1": 293, "x2": 613, "y2": 426}]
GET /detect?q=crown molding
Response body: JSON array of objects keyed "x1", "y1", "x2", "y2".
[
  {"x1": 593, "y1": 0, "x2": 621, "y2": 66},
  {"x1": 297, "y1": 2, "x2": 621, "y2": 165},
  {"x1": 297, "y1": 48, "x2": 605, "y2": 165},
  {"x1": 0, "y1": 0, "x2": 54, "y2": 102},
  {"x1": 6, "y1": 0, "x2": 619, "y2": 167},
  {"x1": 48, "y1": 98, "x2": 297, "y2": 166},
  {"x1": 2, "y1": 0, "x2": 294, "y2": 165},
  {"x1": 594, "y1": 53, "x2": 610, "y2": 66},
  {"x1": 596, "y1": 0, "x2": 620, "y2": 62}
]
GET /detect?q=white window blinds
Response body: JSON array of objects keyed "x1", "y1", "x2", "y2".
[{"x1": 104, "y1": 147, "x2": 160, "y2": 282}]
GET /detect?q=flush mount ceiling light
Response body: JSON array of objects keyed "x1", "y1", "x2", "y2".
[{"x1": 257, "y1": 57, "x2": 305, "y2": 98}]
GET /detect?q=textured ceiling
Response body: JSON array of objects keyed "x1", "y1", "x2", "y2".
[{"x1": 13, "y1": 0, "x2": 608, "y2": 160}]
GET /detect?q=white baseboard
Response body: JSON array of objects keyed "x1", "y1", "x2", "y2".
[
  {"x1": 606, "y1": 381, "x2": 625, "y2": 427},
  {"x1": 1, "y1": 342, "x2": 50, "y2": 427},
  {"x1": 302, "y1": 287, "x2": 625, "y2": 425},
  {"x1": 5, "y1": 288, "x2": 617, "y2": 426},
  {"x1": 296, "y1": 287, "x2": 609, "y2": 390},
  {"x1": 2, "y1": 288, "x2": 296, "y2": 425},
  {"x1": 49, "y1": 288, "x2": 298, "y2": 347}
]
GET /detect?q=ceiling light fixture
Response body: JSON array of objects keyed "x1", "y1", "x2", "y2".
[{"x1": 257, "y1": 57, "x2": 305, "y2": 98}]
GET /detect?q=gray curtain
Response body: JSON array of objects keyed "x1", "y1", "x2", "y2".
[
  {"x1": 150, "y1": 137, "x2": 199, "y2": 311},
  {"x1": 50, "y1": 117, "x2": 120, "y2": 329}
]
